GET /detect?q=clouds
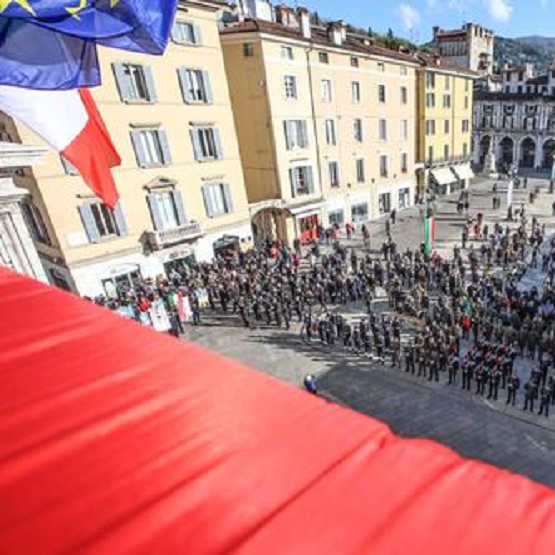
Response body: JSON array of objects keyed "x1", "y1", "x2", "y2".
[
  {"x1": 484, "y1": 0, "x2": 514, "y2": 22},
  {"x1": 397, "y1": 3, "x2": 421, "y2": 30},
  {"x1": 540, "y1": 0, "x2": 548, "y2": 6}
]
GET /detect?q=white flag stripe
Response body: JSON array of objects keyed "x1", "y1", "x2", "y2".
[{"x1": 0, "y1": 86, "x2": 87, "y2": 151}]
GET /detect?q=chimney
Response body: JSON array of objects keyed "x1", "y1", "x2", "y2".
[
  {"x1": 328, "y1": 22, "x2": 343, "y2": 46},
  {"x1": 338, "y1": 19, "x2": 347, "y2": 42},
  {"x1": 297, "y1": 7, "x2": 311, "y2": 39}
]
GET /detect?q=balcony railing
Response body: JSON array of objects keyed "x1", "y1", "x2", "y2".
[{"x1": 146, "y1": 222, "x2": 204, "y2": 250}]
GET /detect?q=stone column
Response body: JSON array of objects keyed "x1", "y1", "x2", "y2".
[
  {"x1": 0, "y1": 142, "x2": 48, "y2": 282},
  {"x1": 534, "y1": 138, "x2": 543, "y2": 171}
]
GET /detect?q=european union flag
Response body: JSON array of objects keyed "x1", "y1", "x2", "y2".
[{"x1": 0, "y1": 0, "x2": 178, "y2": 90}]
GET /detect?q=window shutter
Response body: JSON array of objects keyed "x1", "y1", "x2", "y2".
[
  {"x1": 284, "y1": 121, "x2": 291, "y2": 150},
  {"x1": 178, "y1": 68, "x2": 193, "y2": 103},
  {"x1": 202, "y1": 71, "x2": 213, "y2": 103},
  {"x1": 159, "y1": 130, "x2": 172, "y2": 165},
  {"x1": 214, "y1": 129, "x2": 223, "y2": 159},
  {"x1": 78, "y1": 203, "x2": 100, "y2": 243},
  {"x1": 113, "y1": 201, "x2": 128, "y2": 237},
  {"x1": 300, "y1": 121, "x2": 308, "y2": 148},
  {"x1": 223, "y1": 184, "x2": 234, "y2": 213},
  {"x1": 60, "y1": 156, "x2": 79, "y2": 175},
  {"x1": 170, "y1": 22, "x2": 180, "y2": 43},
  {"x1": 147, "y1": 194, "x2": 163, "y2": 231},
  {"x1": 112, "y1": 62, "x2": 131, "y2": 102},
  {"x1": 306, "y1": 167, "x2": 315, "y2": 194},
  {"x1": 202, "y1": 186, "x2": 214, "y2": 217},
  {"x1": 130, "y1": 131, "x2": 147, "y2": 167},
  {"x1": 193, "y1": 24, "x2": 202, "y2": 44},
  {"x1": 189, "y1": 129, "x2": 203, "y2": 161},
  {"x1": 144, "y1": 66, "x2": 157, "y2": 102},
  {"x1": 289, "y1": 169, "x2": 295, "y2": 197},
  {"x1": 172, "y1": 190, "x2": 187, "y2": 225}
]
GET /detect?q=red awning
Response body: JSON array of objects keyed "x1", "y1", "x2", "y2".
[{"x1": 1, "y1": 267, "x2": 555, "y2": 554}]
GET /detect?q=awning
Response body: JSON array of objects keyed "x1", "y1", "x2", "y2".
[
  {"x1": 430, "y1": 167, "x2": 457, "y2": 185},
  {"x1": 288, "y1": 198, "x2": 324, "y2": 217},
  {"x1": 452, "y1": 163, "x2": 475, "y2": 181}
]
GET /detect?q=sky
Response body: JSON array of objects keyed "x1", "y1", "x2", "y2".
[{"x1": 302, "y1": 0, "x2": 553, "y2": 42}]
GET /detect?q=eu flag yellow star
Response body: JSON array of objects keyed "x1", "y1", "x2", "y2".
[{"x1": 0, "y1": 0, "x2": 35, "y2": 15}]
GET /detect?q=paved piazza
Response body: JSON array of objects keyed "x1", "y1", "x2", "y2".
[{"x1": 187, "y1": 176, "x2": 555, "y2": 488}]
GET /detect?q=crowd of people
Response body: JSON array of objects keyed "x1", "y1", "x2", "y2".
[{"x1": 91, "y1": 183, "x2": 555, "y2": 417}]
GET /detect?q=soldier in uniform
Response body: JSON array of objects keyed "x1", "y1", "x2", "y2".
[
  {"x1": 405, "y1": 341, "x2": 416, "y2": 374},
  {"x1": 488, "y1": 368, "x2": 501, "y2": 401},
  {"x1": 448, "y1": 352, "x2": 459, "y2": 385},
  {"x1": 523, "y1": 380, "x2": 536, "y2": 412},
  {"x1": 506, "y1": 372, "x2": 519, "y2": 406},
  {"x1": 538, "y1": 384, "x2": 551, "y2": 417}
]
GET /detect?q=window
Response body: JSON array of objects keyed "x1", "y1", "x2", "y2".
[
  {"x1": 465, "y1": 79, "x2": 470, "y2": 92},
  {"x1": 147, "y1": 190, "x2": 186, "y2": 231},
  {"x1": 243, "y1": 42, "x2": 254, "y2": 57},
  {"x1": 321, "y1": 79, "x2": 332, "y2": 102},
  {"x1": 351, "y1": 56, "x2": 359, "y2": 68},
  {"x1": 398, "y1": 188, "x2": 410, "y2": 209},
  {"x1": 79, "y1": 201, "x2": 127, "y2": 243},
  {"x1": 131, "y1": 128, "x2": 171, "y2": 167},
  {"x1": 518, "y1": 71, "x2": 524, "y2": 81},
  {"x1": 379, "y1": 155, "x2": 388, "y2": 178},
  {"x1": 426, "y1": 71, "x2": 436, "y2": 88},
  {"x1": 426, "y1": 93, "x2": 435, "y2": 108},
  {"x1": 445, "y1": 75, "x2": 450, "y2": 90},
  {"x1": 444, "y1": 145, "x2": 449, "y2": 160},
  {"x1": 378, "y1": 84, "x2": 386, "y2": 103},
  {"x1": 325, "y1": 119, "x2": 336, "y2": 146},
  {"x1": 463, "y1": 142, "x2": 468, "y2": 157},
  {"x1": 352, "y1": 81, "x2": 361, "y2": 103},
  {"x1": 178, "y1": 68, "x2": 212, "y2": 103},
  {"x1": 356, "y1": 158, "x2": 365, "y2": 183},
  {"x1": 284, "y1": 75, "x2": 298, "y2": 99},
  {"x1": 401, "y1": 65, "x2": 408, "y2": 75},
  {"x1": 283, "y1": 120, "x2": 308, "y2": 150},
  {"x1": 190, "y1": 126, "x2": 223, "y2": 161},
  {"x1": 281, "y1": 46, "x2": 294, "y2": 60},
  {"x1": 351, "y1": 202, "x2": 368, "y2": 223},
  {"x1": 354, "y1": 119, "x2": 363, "y2": 142},
  {"x1": 61, "y1": 156, "x2": 79, "y2": 175},
  {"x1": 464, "y1": 96, "x2": 469, "y2": 110},
  {"x1": 443, "y1": 95, "x2": 451, "y2": 108},
  {"x1": 171, "y1": 20, "x2": 200, "y2": 45},
  {"x1": 328, "y1": 161, "x2": 340, "y2": 187},
  {"x1": 462, "y1": 119, "x2": 470, "y2": 133},
  {"x1": 319, "y1": 52, "x2": 329, "y2": 64},
  {"x1": 425, "y1": 120, "x2": 436, "y2": 135},
  {"x1": 401, "y1": 86, "x2": 408, "y2": 104},
  {"x1": 22, "y1": 201, "x2": 50, "y2": 245},
  {"x1": 113, "y1": 63, "x2": 156, "y2": 102},
  {"x1": 401, "y1": 119, "x2": 408, "y2": 140},
  {"x1": 378, "y1": 193, "x2": 391, "y2": 214},
  {"x1": 377, "y1": 62, "x2": 385, "y2": 72},
  {"x1": 328, "y1": 209, "x2": 345, "y2": 226},
  {"x1": 379, "y1": 119, "x2": 387, "y2": 140},
  {"x1": 289, "y1": 166, "x2": 315, "y2": 197},
  {"x1": 444, "y1": 119, "x2": 450, "y2": 134},
  {"x1": 428, "y1": 145, "x2": 434, "y2": 162},
  {"x1": 202, "y1": 183, "x2": 234, "y2": 216},
  {"x1": 401, "y1": 153, "x2": 408, "y2": 174},
  {"x1": 517, "y1": 85, "x2": 523, "y2": 94}
]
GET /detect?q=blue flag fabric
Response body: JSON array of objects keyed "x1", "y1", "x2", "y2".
[{"x1": 0, "y1": 0, "x2": 178, "y2": 90}]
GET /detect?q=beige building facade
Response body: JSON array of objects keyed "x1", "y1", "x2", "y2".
[
  {"x1": 0, "y1": 0, "x2": 251, "y2": 297},
  {"x1": 221, "y1": 9, "x2": 419, "y2": 244}
]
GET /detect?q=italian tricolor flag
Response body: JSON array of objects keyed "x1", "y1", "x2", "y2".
[{"x1": 424, "y1": 216, "x2": 435, "y2": 257}]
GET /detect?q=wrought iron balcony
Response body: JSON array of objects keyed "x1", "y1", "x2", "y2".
[{"x1": 146, "y1": 222, "x2": 204, "y2": 250}]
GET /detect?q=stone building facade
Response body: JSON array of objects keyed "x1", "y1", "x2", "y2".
[{"x1": 474, "y1": 64, "x2": 555, "y2": 173}]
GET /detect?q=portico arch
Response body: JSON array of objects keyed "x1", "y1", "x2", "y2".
[
  {"x1": 519, "y1": 137, "x2": 536, "y2": 168},
  {"x1": 542, "y1": 139, "x2": 555, "y2": 169},
  {"x1": 479, "y1": 135, "x2": 491, "y2": 165},
  {"x1": 499, "y1": 137, "x2": 514, "y2": 166}
]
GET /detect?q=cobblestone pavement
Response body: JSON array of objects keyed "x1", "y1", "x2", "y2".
[{"x1": 186, "y1": 176, "x2": 555, "y2": 488}]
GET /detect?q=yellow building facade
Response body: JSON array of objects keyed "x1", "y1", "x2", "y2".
[
  {"x1": 0, "y1": 0, "x2": 251, "y2": 297},
  {"x1": 415, "y1": 55, "x2": 476, "y2": 196},
  {"x1": 221, "y1": 9, "x2": 419, "y2": 244}
]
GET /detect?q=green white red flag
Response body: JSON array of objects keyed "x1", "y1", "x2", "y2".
[{"x1": 424, "y1": 216, "x2": 435, "y2": 257}]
